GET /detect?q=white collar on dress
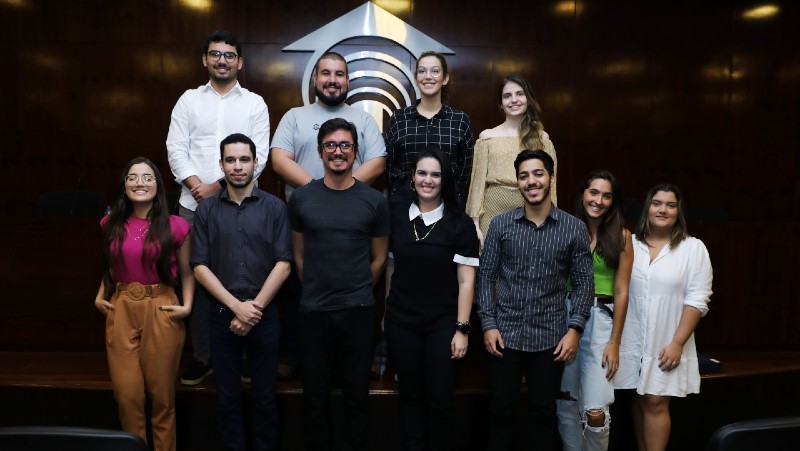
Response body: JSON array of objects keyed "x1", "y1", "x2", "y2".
[{"x1": 408, "y1": 202, "x2": 444, "y2": 226}]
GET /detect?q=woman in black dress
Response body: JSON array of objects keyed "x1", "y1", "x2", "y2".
[{"x1": 384, "y1": 148, "x2": 480, "y2": 451}]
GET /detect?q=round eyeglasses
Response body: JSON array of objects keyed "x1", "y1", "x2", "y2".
[{"x1": 125, "y1": 174, "x2": 156, "y2": 184}]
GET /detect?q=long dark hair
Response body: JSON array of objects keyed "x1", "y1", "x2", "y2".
[
  {"x1": 499, "y1": 74, "x2": 544, "y2": 150},
  {"x1": 574, "y1": 171, "x2": 625, "y2": 269},
  {"x1": 635, "y1": 183, "x2": 689, "y2": 250},
  {"x1": 412, "y1": 147, "x2": 460, "y2": 219},
  {"x1": 102, "y1": 157, "x2": 174, "y2": 294}
]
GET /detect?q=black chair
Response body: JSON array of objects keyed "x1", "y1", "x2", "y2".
[
  {"x1": 707, "y1": 416, "x2": 800, "y2": 451},
  {"x1": 0, "y1": 426, "x2": 147, "y2": 451}
]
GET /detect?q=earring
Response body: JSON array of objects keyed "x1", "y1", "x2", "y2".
[{"x1": 410, "y1": 179, "x2": 416, "y2": 191}]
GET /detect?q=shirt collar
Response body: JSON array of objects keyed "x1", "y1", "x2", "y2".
[
  {"x1": 409, "y1": 202, "x2": 444, "y2": 226},
  {"x1": 220, "y1": 186, "x2": 260, "y2": 203},
  {"x1": 513, "y1": 203, "x2": 559, "y2": 224},
  {"x1": 203, "y1": 80, "x2": 242, "y2": 97},
  {"x1": 411, "y1": 102, "x2": 452, "y2": 119}
]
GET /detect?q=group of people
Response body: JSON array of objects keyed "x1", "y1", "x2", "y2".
[{"x1": 92, "y1": 29, "x2": 713, "y2": 451}]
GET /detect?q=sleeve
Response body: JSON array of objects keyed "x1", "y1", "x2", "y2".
[
  {"x1": 269, "y1": 109, "x2": 297, "y2": 154},
  {"x1": 475, "y1": 218, "x2": 502, "y2": 331},
  {"x1": 372, "y1": 196, "x2": 391, "y2": 237},
  {"x1": 385, "y1": 111, "x2": 400, "y2": 183},
  {"x1": 190, "y1": 202, "x2": 211, "y2": 268},
  {"x1": 359, "y1": 114, "x2": 387, "y2": 162},
  {"x1": 169, "y1": 215, "x2": 191, "y2": 248},
  {"x1": 271, "y1": 202, "x2": 294, "y2": 262},
  {"x1": 568, "y1": 220, "x2": 594, "y2": 330},
  {"x1": 465, "y1": 138, "x2": 489, "y2": 218},
  {"x1": 287, "y1": 191, "x2": 303, "y2": 233},
  {"x1": 166, "y1": 90, "x2": 196, "y2": 184},
  {"x1": 455, "y1": 113, "x2": 475, "y2": 201},
  {"x1": 683, "y1": 239, "x2": 713, "y2": 316},
  {"x1": 250, "y1": 96, "x2": 270, "y2": 178},
  {"x1": 453, "y1": 214, "x2": 480, "y2": 266}
]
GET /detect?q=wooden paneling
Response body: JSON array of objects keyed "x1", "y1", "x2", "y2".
[{"x1": 0, "y1": 0, "x2": 798, "y2": 350}]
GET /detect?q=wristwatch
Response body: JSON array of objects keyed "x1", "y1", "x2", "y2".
[{"x1": 455, "y1": 321, "x2": 471, "y2": 335}]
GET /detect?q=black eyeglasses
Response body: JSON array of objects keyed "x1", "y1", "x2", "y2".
[
  {"x1": 321, "y1": 141, "x2": 356, "y2": 153},
  {"x1": 206, "y1": 50, "x2": 238, "y2": 63}
]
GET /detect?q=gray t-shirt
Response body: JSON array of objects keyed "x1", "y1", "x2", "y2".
[
  {"x1": 288, "y1": 179, "x2": 390, "y2": 311},
  {"x1": 270, "y1": 102, "x2": 387, "y2": 199}
]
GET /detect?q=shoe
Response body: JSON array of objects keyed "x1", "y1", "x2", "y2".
[
  {"x1": 277, "y1": 360, "x2": 297, "y2": 380},
  {"x1": 241, "y1": 358, "x2": 251, "y2": 384},
  {"x1": 180, "y1": 361, "x2": 213, "y2": 386}
]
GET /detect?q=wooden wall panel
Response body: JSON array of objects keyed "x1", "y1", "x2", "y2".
[{"x1": 0, "y1": 0, "x2": 798, "y2": 350}]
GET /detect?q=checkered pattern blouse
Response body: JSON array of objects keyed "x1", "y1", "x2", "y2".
[{"x1": 385, "y1": 104, "x2": 475, "y2": 200}]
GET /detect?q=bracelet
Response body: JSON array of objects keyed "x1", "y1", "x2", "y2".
[
  {"x1": 607, "y1": 341, "x2": 620, "y2": 347},
  {"x1": 612, "y1": 332, "x2": 622, "y2": 337}
]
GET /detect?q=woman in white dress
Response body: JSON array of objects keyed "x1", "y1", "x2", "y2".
[{"x1": 615, "y1": 184, "x2": 713, "y2": 451}]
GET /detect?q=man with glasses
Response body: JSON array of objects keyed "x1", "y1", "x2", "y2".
[
  {"x1": 167, "y1": 29, "x2": 269, "y2": 386},
  {"x1": 288, "y1": 118, "x2": 390, "y2": 450},
  {"x1": 270, "y1": 51, "x2": 386, "y2": 380}
]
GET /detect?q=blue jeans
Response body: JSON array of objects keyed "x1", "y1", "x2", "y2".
[
  {"x1": 210, "y1": 301, "x2": 279, "y2": 451},
  {"x1": 558, "y1": 297, "x2": 615, "y2": 451}
]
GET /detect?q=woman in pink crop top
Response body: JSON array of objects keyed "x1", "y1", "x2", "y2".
[
  {"x1": 93, "y1": 157, "x2": 194, "y2": 451},
  {"x1": 557, "y1": 171, "x2": 633, "y2": 451}
]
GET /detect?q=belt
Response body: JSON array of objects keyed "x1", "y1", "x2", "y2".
[
  {"x1": 595, "y1": 297, "x2": 614, "y2": 318},
  {"x1": 566, "y1": 293, "x2": 615, "y2": 319},
  {"x1": 116, "y1": 282, "x2": 170, "y2": 301}
]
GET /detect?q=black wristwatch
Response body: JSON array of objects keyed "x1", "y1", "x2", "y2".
[{"x1": 455, "y1": 321, "x2": 471, "y2": 335}]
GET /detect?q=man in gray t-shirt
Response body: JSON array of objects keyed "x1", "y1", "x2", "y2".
[
  {"x1": 289, "y1": 118, "x2": 389, "y2": 450},
  {"x1": 271, "y1": 51, "x2": 386, "y2": 200}
]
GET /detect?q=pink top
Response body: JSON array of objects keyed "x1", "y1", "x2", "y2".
[{"x1": 101, "y1": 215, "x2": 191, "y2": 285}]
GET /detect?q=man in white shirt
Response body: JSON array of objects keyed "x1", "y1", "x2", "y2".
[{"x1": 167, "y1": 29, "x2": 269, "y2": 385}]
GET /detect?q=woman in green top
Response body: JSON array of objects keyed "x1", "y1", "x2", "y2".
[{"x1": 557, "y1": 170, "x2": 633, "y2": 450}]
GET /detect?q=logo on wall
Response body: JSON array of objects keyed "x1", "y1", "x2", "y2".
[{"x1": 283, "y1": 1, "x2": 454, "y2": 130}]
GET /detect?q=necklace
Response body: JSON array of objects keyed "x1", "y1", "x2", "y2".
[
  {"x1": 413, "y1": 219, "x2": 438, "y2": 241},
  {"x1": 126, "y1": 223, "x2": 149, "y2": 241}
]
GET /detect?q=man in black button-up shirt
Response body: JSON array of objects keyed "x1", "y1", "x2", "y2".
[
  {"x1": 191, "y1": 133, "x2": 292, "y2": 451},
  {"x1": 476, "y1": 149, "x2": 593, "y2": 451}
]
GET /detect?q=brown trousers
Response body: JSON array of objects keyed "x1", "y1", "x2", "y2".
[{"x1": 106, "y1": 283, "x2": 185, "y2": 451}]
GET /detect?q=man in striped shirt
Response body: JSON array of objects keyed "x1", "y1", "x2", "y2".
[{"x1": 476, "y1": 149, "x2": 594, "y2": 450}]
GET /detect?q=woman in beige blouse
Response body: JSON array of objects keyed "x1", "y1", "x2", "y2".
[{"x1": 466, "y1": 74, "x2": 557, "y2": 245}]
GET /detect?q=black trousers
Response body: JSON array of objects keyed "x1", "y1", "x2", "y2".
[
  {"x1": 487, "y1": 346, "x2": 564, "y2": 451},
  {"x1": 385, "y1": 320, "x2": 460, "y2": 451},
  {"x1": 299, "y1": 306, "x2": 375, "y2": 451},
  {"x1": 209, "y1": 301, "x2": 279, "y2": 451}
]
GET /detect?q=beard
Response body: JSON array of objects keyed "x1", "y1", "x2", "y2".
[
  {"x1": 209, "y1": 63, "x2": 235, "y2": 83},
  {"x1": 326, "y1": 155, "x2": 351, "y2": 175},
  {"x1": 226, "y1": 173, "x2": 253, "y2": 188},
  {"x1": 522, "y1": 182, "x2": 551, "y2": 206},
  {"x1": 315, "y1": 84, "x2": 348, "y2": 107}
]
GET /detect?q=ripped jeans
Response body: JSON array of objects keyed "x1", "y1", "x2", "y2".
[{"x1": 557, "y1": 296, "x2": 615, "y2": 451}]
